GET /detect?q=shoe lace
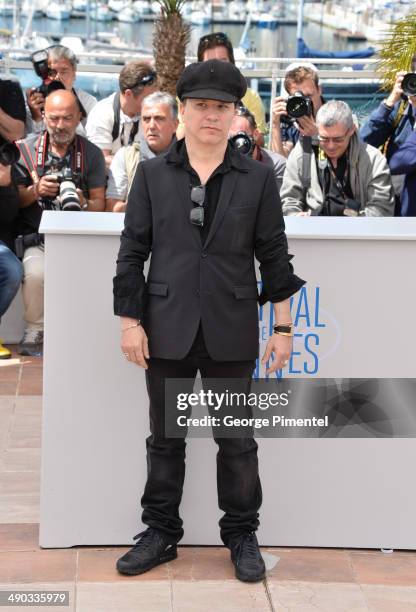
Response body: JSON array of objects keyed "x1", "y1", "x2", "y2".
[
  {"x1": 235, "y1": 533, "x2": 261, "y2": 564},
  {"x1": 132, "y1": 528, "x2": 161, "y2": 551}
]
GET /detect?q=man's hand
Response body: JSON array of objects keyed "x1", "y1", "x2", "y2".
[
  {"x1": 271, "y1": 96, "x2": 288, "y2": 126},
  {"x1": 261, "y1": 334, "x2": 292, "y2": 374},
  {"x1": 113, "y1": 201, "x2": 127, "y2": 213},
  {"x1": 385, "y1": 71, "x2": 408, "y2": 108},
  {"x1": 27, "y1": 88, "x2": 45, "y2": 122},
  {"x1": 297, "y1": 115, "x2": 318, "y2": 137},
  {"x1": 37, "y1": 175, "x2": 60, "y2": 199},
  {"x1": 75, "y1": 188, "x2": 88, "y2": 209},
  {"x1": 296, "y1": 210, "x2": 311, "y2": 216},
  {"x1": 121, "y1": 325, "x2": 150, "y2": 369},
  {"x1": 0, "y1": 163, "x2": 12, "y2": 187}
]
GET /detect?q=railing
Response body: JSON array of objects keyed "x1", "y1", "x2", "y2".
[{"x1": 0, "y1": 54, "x2": 384, "y2": 135}]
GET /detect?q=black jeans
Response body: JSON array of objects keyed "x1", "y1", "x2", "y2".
[{"x1": 141, "y1": 326, "x2": 262, "y2": 546}]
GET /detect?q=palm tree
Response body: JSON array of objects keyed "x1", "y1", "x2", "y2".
[
  {"x1": 153, "y1": 0, "x2": 191, "y2": 97},
  {"x1": 377, "y1": 10, "x2": 416, "y2": 91}
]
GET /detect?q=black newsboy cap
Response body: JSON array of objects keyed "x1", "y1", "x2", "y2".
[{"x1": 176, "y1": 60, "x2": 247, "y2": 103}]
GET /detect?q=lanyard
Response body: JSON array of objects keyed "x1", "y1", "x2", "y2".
[
  {"x1": 327, "y1": 158, "x2": 350, "y2": 200},
  {"x1": 318, "y1": 147, "x2": 350, "y2": 201},
  {"x1": 36, "y1": 131, "x2": 84, "y2": 178}
]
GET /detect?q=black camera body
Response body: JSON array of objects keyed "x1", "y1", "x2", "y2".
[
  {"x1": 286, "y1": 91, "x2": 313, "y2": 119},
  {"x1": 43, "y1": 166, "x2": 82, "y2": 212},
  {"x1": 0, "y1": 139, "x2": 20, "y2": 166},
  {"x1": 402, "y1": 73, "x2": 416, "y2": 98},
  {"x1": 30, "y1": 49, "x2": 65, "y2": 98},
  {"x1": 229, "y1": 131, "x2": 255, "y2": 156}
]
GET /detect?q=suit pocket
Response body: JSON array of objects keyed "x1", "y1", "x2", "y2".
[
  {"x1": 147, "y1": 281, "x2": 168, "y2": 297},
  {"x1": 233, "y1": 285, "x2": 259, "y2": 300},
  {"x1": 228, "y1": 204, "x2": 256, "y2": 212}
]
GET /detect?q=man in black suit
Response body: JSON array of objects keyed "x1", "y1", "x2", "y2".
[{"x1": 113, "y1": 60, "x2": 305, "y2": 582}]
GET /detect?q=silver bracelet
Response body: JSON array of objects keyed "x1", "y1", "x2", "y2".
[{"x1": 121, "y1": 322, "x2": 141, "y2": 332}]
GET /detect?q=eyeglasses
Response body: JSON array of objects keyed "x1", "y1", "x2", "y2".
[
  {"x1": 199, "y1": 32, "x2": 230, "y2": 47},
  {"x1": 132, "y1": 71, "x2": 157, "y2": 90},
  {"x1": 190, "y1": 185, "x2": 206, "y2": 227},
  {"x1": 318, "y1": 129, "x2": 350, "y2": 144}
]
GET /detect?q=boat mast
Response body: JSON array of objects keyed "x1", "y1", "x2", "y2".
[{"x1": 296, "y1": 0, "x2": 305, "y2": 41}]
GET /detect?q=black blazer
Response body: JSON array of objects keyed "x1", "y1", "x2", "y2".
[{"x1": 114, "y1": 142, "x2": 304, "y2": 361}]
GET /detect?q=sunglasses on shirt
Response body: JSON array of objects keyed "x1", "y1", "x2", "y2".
[{"x1": 190, "y1": 185, "x2": 206, "y2": 227}]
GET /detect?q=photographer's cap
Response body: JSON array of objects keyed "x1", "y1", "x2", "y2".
[{"x1": 177, "y1": 60, "x2": 247, "y2": 103}]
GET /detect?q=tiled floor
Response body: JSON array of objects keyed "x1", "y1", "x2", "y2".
[{"x1": 1, "y1": 348, "x2": 416, "y2": 611}]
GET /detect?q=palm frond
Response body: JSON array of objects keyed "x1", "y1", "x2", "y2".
[
  {"x1": 377, "y1": 10, "x2": 416, "y2": 91},
  {"x1": 154, "y1": 0, "x2": 188, "y2": 15}
]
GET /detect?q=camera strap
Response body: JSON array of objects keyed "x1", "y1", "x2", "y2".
[
  {"x1": 327, "y1": 157, "x2": 350, "y2": 201},
  {"x1": 112, "y1": 92, "x2": 139, "y2": 146},
  {"x1": 300, "y1": 135, "x2": 312, "y2": 191},
  {"x1": 316, "y1": 147, "x2": 350, "y2": 201},
  {"x1": 36, "y1": 132, "x2": 84, "y2": 178},
  {"x1": 17, "y1": 132, "x2": 85, "y2": 186}
]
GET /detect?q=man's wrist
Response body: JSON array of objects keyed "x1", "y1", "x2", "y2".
[
  {"x1": 121, "y1": 321, "x2": 141, "y2": 332},
  {"x1": 383, "y1": 97, "x2": 396, "y2": 110}
]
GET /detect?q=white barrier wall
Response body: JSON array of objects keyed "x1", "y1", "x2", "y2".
[{"x1": 39, "y1": 212, "x2": 416, "y2": 549}]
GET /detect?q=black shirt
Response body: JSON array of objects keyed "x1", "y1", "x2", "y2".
[
  {"x1": 166, "y1": 138, "x2": 234, "y2": 244},
  {"x1": 0, "y1": 78, "x2": 26, "y2": 128},
  {"x1": 317, "y1": 151, "x2": 354, "y2": 216},
  {"x1": 0, "y1": 79, "x2": 26, "y2": 250}
]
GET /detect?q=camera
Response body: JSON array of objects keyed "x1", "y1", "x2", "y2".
[
  {"x1": 31, "y1": 49, "x2": 65, "y2": 98},
  {"x1": 401, "y1": 73, "x2": 416, "y2": 98},
  {"x1": 0, "y1": 139, "x2": 20, "y2": 166},
  {"x1": 55, "y1": 167, "x2": 82, "y2": 211},
  {"x1": 286, "y1": 91, "x2": 313, "y2": 119},
  {"x1": 229, "y1": 131, "x2": 255, "y2": 156},
  {"x1": 43, "y1": 166, "x2": 82, "y2": 211}
]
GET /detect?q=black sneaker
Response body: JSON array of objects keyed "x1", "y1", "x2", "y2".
[
  {"x1": 229, "y1": 532, "x2": 266, "y2": 582},
  {"x1": 116, "y1": 528, "x2": 177, "y2": 576}
]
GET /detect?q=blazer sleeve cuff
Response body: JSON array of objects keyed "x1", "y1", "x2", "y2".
[
  {"x1": 258, "y1": 253, "x2": 306, "y2": 305},
  {"x1": 113, "y1": 274, "x2": 146, "y2": 319}
]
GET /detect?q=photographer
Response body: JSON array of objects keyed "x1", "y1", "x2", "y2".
[
  {"x1": 106, "y1": 92, "x2": 178, "y2": 213},
  {"x1": 26, "y1": 45, "x2": 97, "y2": 138},
  {"x1": 229, "y1": 106, "x2": 286, "y2": 193},
  {"x1": 86, "y1": 60, "x2": 157, "y2": 168},
  {"x1": 389, "y1": 124, "x2": 416, "y2": 216},
  {"x1": 0, "y1": 77, "x2": 26, "y2": 143},
  {"x1": 360, "y1": 67, "x2": 416, "y2": 207},
  {"x1": 281, "y1": 100, "x2": 394, "y2": 217},
  {"x1": 0, "y1": 162, "x2": 23, "y2": 359},
  {"x1": 15, "y1": 90, "x2": 106, "y2": 356},
  {"x1": 271, "y1": 63, "x2": 324, "y2": 158}
]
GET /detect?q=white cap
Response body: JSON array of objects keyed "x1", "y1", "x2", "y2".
[{"x1": 285, "y1": 62, "x2": 319, "y2": 74}]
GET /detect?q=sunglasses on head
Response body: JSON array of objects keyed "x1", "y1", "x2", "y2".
[
  {"x1": 132, "y1": 71, "x2": 157, "y2": 90},
  {"x1": 190, "y1": 184, "x2": 206, "y2": 227},
  {"x1": 199, "y1": 32, "x2": 230, "y2": 46}
]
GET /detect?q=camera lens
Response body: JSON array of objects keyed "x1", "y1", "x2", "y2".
[
  {"x1": 229, "y1": 132, "x2": 254, "y2": 156},
  {"x1": 59, "y1": 180, "x2": 81, "y2": 211},
  {"x1": 402, "y1": 73, "x2": 416, "y2": 97}
]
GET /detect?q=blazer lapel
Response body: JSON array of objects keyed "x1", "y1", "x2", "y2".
[
  {"x1": 172, "y1": 167, "x2": 202, "y2": 248},
  {"x1": 203, "y1": 171, "x2": 238, "y2": 249}
]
